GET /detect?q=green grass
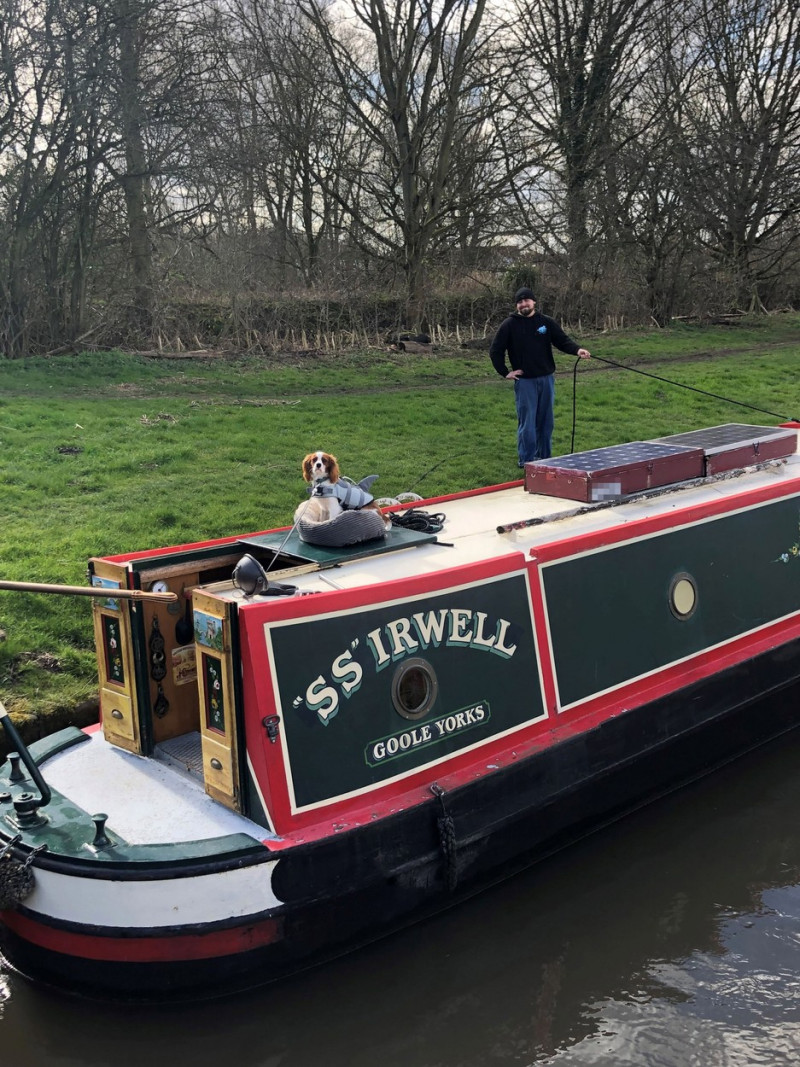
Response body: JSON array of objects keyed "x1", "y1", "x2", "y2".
[{"x1": 1, "y1": 313, "x2": 799, "y2": 726}]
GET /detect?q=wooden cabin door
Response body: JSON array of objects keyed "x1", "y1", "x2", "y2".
[
  {"x1": 192, "y1": 591, "x2": 243, "y2": 812},
  {"x1": 90, "y1": 560, "x2": 144, "y2": 755}
]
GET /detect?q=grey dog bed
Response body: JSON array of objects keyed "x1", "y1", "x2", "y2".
[{"x1": 297, "y1": 508, "x2": 388, "y2": 547}]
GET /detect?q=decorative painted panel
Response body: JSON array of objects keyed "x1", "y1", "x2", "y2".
[
  {"x1": 195, "y1": 611, "x2": 224, "y2": 651},
  {"x1": 202, "y1": 654, "x2": 226, "y2": 734},
  {"x1": 101, "y1": 614, "x2": 125, "y2": 685},
  {"x1": 265, "y1": 570, "x2": 542, "y2": 809},
  {"x1": 542, "y1": 495, "x2": 800, "y2": 708}
]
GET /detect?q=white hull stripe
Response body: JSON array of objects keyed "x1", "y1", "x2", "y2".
[{"x1": 25, "y1": 860, "x2": 281, "y2": 929}]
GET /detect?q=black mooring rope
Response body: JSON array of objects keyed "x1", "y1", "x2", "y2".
[
  {"x1": 390, "y1": 508, "x2": 446, "y2": 534},
  {"x1": 570, "y1": 353, "x2": 798, "y2": 455},
  {"x1": 571, "y1": 357, "x2": 581, "y2": 454}
]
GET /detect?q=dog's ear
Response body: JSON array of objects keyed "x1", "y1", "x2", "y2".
[
  {"x1": 301, "y1": 454, "x2": 313, "y2": 482},
  {"x1": 327, "y1": 454, "x2": 340, "y2": 483}
]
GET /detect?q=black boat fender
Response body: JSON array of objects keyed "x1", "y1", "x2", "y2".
[{"x1": 431, "y1": 783, "x2": 458, "y2": 892}]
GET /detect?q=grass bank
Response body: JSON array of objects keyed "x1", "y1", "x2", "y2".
[{"x1": 1, "y1": 313, "x2": 799, "y2": 737}]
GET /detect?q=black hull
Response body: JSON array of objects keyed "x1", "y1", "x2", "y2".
[{"x1": 4, "y1": 635, "x2": 800, "y2": 1000}]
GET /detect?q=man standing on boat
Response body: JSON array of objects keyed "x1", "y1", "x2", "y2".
[{"x1": 490, "y1": 288, "x2": 591, "y2": 466}]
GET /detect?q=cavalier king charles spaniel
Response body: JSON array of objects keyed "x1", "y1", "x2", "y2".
[
  {"x1": 294, "y1": 451, "x2": 388, "y2": 527},
  {"x1": 295, "y1": 451, "x2": 343, "y2": 524}
]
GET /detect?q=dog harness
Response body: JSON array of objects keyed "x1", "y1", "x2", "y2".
[{"x1": 309, "y1": 474, "x2": 379, "y2": 510}]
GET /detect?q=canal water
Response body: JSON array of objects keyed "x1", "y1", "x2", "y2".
[{"x1": 3, "y1": 732, "x2": 800, "y2": 1067}]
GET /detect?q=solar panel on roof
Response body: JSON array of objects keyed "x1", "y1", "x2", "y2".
[
  {"x1": 525, "y1": 442, "x2": 704, "y2": 501},
  {"x1": 651, "y1": 424, "x2": 796, "y2": 474}
]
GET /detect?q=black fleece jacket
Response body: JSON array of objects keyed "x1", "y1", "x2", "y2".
[{"x1": 489, "y1": 311, "x2": 581, "y2": 379}]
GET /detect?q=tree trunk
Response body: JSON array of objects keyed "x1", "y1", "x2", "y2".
[{"x1": 117, "y1": 0, "x2": 154, "y2": 335}]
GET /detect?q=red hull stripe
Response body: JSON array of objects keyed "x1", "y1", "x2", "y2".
[{"x1": 1, "y1": 909, "x2": 282, "y2": 963}]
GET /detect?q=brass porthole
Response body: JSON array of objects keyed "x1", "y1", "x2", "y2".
[
  {"x1": 669, "y1": 572, "x2": 698, "y2": 620},
  {"x1": 391, "y1": 658, "x2": 439, "y2": 720}
]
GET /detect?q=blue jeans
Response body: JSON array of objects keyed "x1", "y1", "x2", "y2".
[{"x1": 515, "y1": 374, "x2": 554, "y2": 464}]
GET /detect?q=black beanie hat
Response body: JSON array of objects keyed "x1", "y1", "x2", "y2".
[{"x1": 514, "y1": 287, "x2": 535, "y2": 303}]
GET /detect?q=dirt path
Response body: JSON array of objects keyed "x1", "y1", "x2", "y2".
[
  {"x1": 229, "y1": 336, "x2": 800, "y2": 403},
  {"x1": 7, "y1": 335, "x2": 798, "y2": 404}
]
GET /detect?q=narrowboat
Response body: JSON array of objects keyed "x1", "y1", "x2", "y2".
[{"x1": 1, "y1": 422, "x2": 800, "y2": 999}]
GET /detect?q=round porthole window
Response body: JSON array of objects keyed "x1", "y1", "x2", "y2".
[
  {"x1": 669, "y1": 572, "x2": 698, "y2": 619},
  {"x1": 391, "y1": 658, "x2": 439, "y2": 720}
]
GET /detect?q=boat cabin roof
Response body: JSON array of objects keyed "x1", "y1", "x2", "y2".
[{"x1": 198, "y1": 424, "x2": 800, "y2": 602}]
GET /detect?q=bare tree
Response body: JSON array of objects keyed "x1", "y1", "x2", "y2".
[
  {"x1": 210, "y1": 0, "x2": 357, "y2": 289},
  {"x1": 510, "y1": 0, "x2": 667, "y2": 318},
  {"x1": 585, "y1": 6, "x2": 697, "y2": 324},
  {"x1": 0, "y1": 0, "x2": 107, "y2": 356},
  {"x1": 299, "y1": 0, "x2": 499, "y2": 327},
  {"x1": 671, "y1": 0, "x2": 800, "y2": 311},
  {"x1": 92, "y1": 0, "x2": 220, "y2": 336}
]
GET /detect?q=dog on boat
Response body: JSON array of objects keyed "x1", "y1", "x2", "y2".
[
  {"x1": 295, "y1": 451, "x2": 343, "y2": 524},
  {"x1": 294, "y1": 451, "x2": 388, "y2": 527}
]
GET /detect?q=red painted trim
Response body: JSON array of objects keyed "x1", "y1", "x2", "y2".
[
  {"x1": 240, "y1": 555, "x2": 537, "y2": 835},
  {"x1": 529, "y1": 482, "x2": 800, "y2": 717},
  {"x1": 99, "y1": 483, "x2": 524, "y2": 565},
  {"x1": 527, "y1": 557, "x2": 559, "y2": 714},
  {"x1": 1, "y1": 909, "x2": 282, "y2": 963},
  {"x1": 387, "y1": 480, "x2": 524, "y2": 509},
  {"x1": 531, "y1": 477, "x2": 800, "y2": 564},
  {"x1": 240, "y1": 550, "x2": 527, "y2": 627},
  {"x1": 242, "y1": 488, "x2": 800, "y2": 838},
  {"x1": 254, "y1": 606, "x2": 800, "y2": 847},
  {"x1": 101, "y1": 528, "x2": 272, "y2": 565}
]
